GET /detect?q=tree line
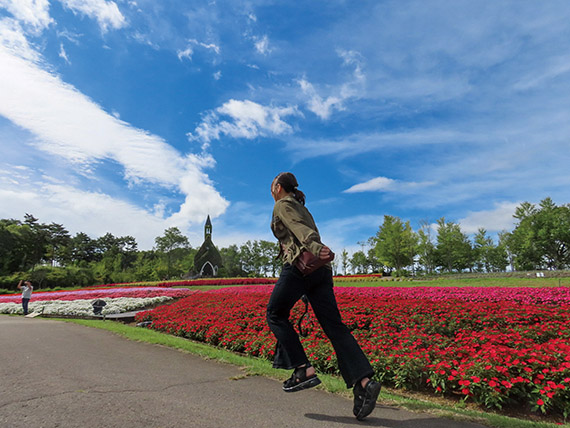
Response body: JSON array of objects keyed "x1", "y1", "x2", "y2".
[
  {"x1": 1, "y1": 197, "x2": 568, "y2": 289},
  {"x1": 356, "y1": 197, "x2": 570, "y2": 276},
  {"x1": 0, "y1": 214, "x2": 283, "y2": 289}
]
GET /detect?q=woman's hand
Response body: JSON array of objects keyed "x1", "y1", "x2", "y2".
[{"x1": 319, "y1": 245, "x2": 332, "y2": 260}]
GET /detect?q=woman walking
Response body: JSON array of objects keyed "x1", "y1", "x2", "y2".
[{"x1": 266, "y1": 172, "x2": 381, "y2": 420}]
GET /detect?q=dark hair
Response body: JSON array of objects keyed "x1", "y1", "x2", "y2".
[{"x1": 275, "y1": 172, "x2": 306, "y2": 205}]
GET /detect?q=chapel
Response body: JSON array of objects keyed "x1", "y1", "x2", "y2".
[{"x1": 193, "y1": 215, "x2": 223, "y2": 277}]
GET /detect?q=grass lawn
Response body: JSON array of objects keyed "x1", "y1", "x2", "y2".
[{"x1": 334, "y1": 276, "x2": 570, "y2": 288}]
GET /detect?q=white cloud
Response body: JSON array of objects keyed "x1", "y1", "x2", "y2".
[
  {"x1": 339, "y1": 50, "x2": 365, "y2": 80},
  {"x1": 177, "y1": 39, "x2": 220, "y2": 61},
  {"x1": 298, "y1": 50, "x2": 366, "y2": 120},
  {"x1": 213, "y1": 70, "x2": 222, "y2": 80},
  {"x1": 0, "y1": 0, "x2": 52, "y2": 33},
  {"x1": 60, "y1": 0, "x2": 126, "y2": 33},
  {"x1": 299, "y1": 79, "x2": 343, "y2": 120},
  {"x1": 188, "y1": 99, "x2": 300, "y2": 147},
  {"x1": 458, "y1": 202, "x2": 519, "y2": 234},
  {"x1": 254, "y1": 34, "x2": 270, "y2": 55},
  {"x1": 513, "y1": 56, "x2": 570, "y2": 91},
  {"x1": 344, "y1": 176, "x2": 395, "y2": 193},
  {"x1": 318, "y1": 214, "x2": 384, "y2": 256},
  {"x1": 198, "y1": 41, "x2": 220, "y2": 55},
  {"x1": 177, "y1": 46, "x2": 193, "y2": 61},
  {"x1": 0, "y1": 18, "x2": 41, "y2": 61},
  {"x1": 0, "y1": 179, "x2": 167, "y2": 248},
  {"x1": 285, "y1": 128, "x2": 484, "y2": 161},
  {"x1": 344, "y1": 176, "x2": 434, "y2": 194},
  {"x1": 58, "y1": 43, "x2": 70, "y2": 64},
  {"x1": 337, "y1": 49, "x2": 366, "y2": 97},
  {"x1": 0, "y1": 43, "x2": 229, "y2": 230}
]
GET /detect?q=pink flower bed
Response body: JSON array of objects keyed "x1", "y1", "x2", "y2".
[{"x1": 0, "y1": 287, "x2": 196, "y2": 303}]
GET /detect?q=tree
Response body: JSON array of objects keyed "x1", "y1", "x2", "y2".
[
  {"x1": 155, "y1": 227, "x2": 190, "y2": 278},
  {"x1": 219, "y1": 245, "x2": 245, "y2": 277},
  {"x1": 508, "y1": 202, "x2": 541, "y2": 270},
  {"x1": 132, "y1": 250, "x2": 161, "y2": 281},
  {"x1": 341, "y1": 249, "x2": 349, "y2": 275},
  {"x1": 22, "y1": 213, "x2": 50, "y2": 270},
  {"x1": 236, "y1": 240, "x2": 279, "y2": 276},
  {"x1": 0, "y1": 219, "x2": 26, "y2": 274},
  {"x1": 473, "y1": 228, "x2": 493, "y2": 272},
  {"x1": 95, "y1": 233, "x2": 121, "y2": 260},
  {"x1": 45, "y1": 222, "x2": 71, "y2": 267},
  {"x1": 116, "y1": 236, "x2": 138, "y2": 271},
  {"x1": 70, "y1": 232, "x2": 97, "y2": 265},
  {"x1": 239, "y1": 240, "x2": 259, "y2": 275},
  {"x1": 258, "y1": 240, "x2": 280, "y2": 277},
  {"x1": 472, "y1": 228, "x2": 508, "y2": 273},
  {"x1": 417, "y1": 220, "x2": 436, "y2": 274},
  {"x1": 350, "y1": 250, "x2": 368, "y2": 274},
  {"x1": 434, "y1": 217, "x2": 473, "y2": 273},
  {"x1": 508, "y1": 198, "x2": 570, "y2": 270},
  {"x1": 367, "y1": 247, "x2": 383, "y2": 273},
  {"x1": 534, "y1": 198, "x2": 570, "y2": 269},
  {"x1": 372, "y1": 215, "x2": 417, "y2": 274}
]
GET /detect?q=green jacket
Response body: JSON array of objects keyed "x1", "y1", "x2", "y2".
[{"x1": 271, "y1": 195, "x2": 325, "y2": 265}]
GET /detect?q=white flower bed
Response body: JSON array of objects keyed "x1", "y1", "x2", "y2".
[{"x1": 0, "y1": 296, "x2": 173, "y2": 316}]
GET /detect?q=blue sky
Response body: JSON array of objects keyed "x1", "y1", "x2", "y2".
[{"x1": 1, "y1": 1, "x2": 569, "y2": 253}]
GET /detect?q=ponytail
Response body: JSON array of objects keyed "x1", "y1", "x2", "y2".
[
  {"x1": 292, "y1": 189, "x2": 306, "y2": 206},
  {"x1": 275, "y1": 172, "x2": 306, "y2": 206}
]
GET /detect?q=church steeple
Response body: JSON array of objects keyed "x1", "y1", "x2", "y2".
[
  {"x1": 205, "y1": 215, "x2": 212, "y2": 240},
  {"x1": 194, "y1": 215, "x2": 222, "y2": 277}
]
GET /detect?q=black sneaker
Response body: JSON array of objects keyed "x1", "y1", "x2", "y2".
[
  {"x1": 353, "y1": 379, "x2": 381, "y2": 420},
  {"x1": 282, "y1": 365, "x2": 321, "y2": 392}
]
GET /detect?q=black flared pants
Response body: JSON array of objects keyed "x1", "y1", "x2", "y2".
[{"x1": 266, "y1": 264, "x2": 374, "y2": 388}]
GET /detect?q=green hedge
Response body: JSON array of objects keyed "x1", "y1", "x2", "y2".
[{"x1": 0, "y1": 266, "x2": 95, "y2": 291}]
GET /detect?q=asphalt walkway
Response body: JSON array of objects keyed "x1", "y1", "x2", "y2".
[{"x1": 0, "y1": 317, "x2": 489, "y2": 428}]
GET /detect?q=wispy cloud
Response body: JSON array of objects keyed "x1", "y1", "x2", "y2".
[
  {"x1": 298, "y1": 79, "x2": 343, "y2": 120},
  {"x1": 513, "y1": 56, "x2": 570, "y2": 91},
  {"x1": 0, "y1": 0, "x2": 52, "y2": 33},
  {"x1": 458, "y1": 202, "x2": 519, "y2": 234},
  {"x1": 58, "y1": 43, "x2": 70, "y2": 64},
  {"x1": 254, "y1": 34, "x2": 270, "y2": 55},
  {"x1": 319, "y1": 214, "x2": 384, "y2": 253},
  {"x1": 0, "y1": 18, "x2": 41, "y2": 61},
  {"x1": 187, "y1": 99, "x2": 300, "y2": 148},
  {"x1": 177, "y1": 38, "x2": 220, "y2": 61},
  {"x1": 60, "y1": 0, "x2": 126, "y2": 33},
  {"x1": 286, "y1": 128, "x2": 483, "y2": 161},
  {"x1": 344, "y1": 176, "x2": 434, "y2": 194},
  {"x1": 0, "y1": 31, "x2": 228, "y2": 228},
  {"x1": 298, "y1": 50, "x2": 366, "y2": 120},
  {"x1": 0, "y1": 177, "x2": 167, "y2": 248},
  {"x1": 177, "y1": 46, "x2": 193, "y2": 61}
]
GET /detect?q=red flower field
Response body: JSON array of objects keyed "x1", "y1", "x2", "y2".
[{"x1": 136, "y1": 285, "x2": 570, "y2": 417}]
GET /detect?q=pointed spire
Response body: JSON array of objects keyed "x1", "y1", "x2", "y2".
[{"x1": 205, "y1": 215, "x2": 212, "y2": 240}]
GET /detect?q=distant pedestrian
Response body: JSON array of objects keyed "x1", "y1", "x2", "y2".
[
  {"x1": 267, "y1": 172, "x2": 381, "y2": 420},
  {"x1": 17, "y1": 280, "x2": 33, "y2": 315}
]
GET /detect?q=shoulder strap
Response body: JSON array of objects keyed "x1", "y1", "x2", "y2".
[{"x1": 296, "y1": 294, "x2": 309, "y2": 337}]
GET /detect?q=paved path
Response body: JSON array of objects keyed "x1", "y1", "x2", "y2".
[{"x1": 0, "y1": 317, "x2": 488, "y2": 428}]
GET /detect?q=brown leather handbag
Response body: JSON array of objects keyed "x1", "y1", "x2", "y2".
[{"x1": 294, "y1": 249, "x2": 335, "y2": 276}]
